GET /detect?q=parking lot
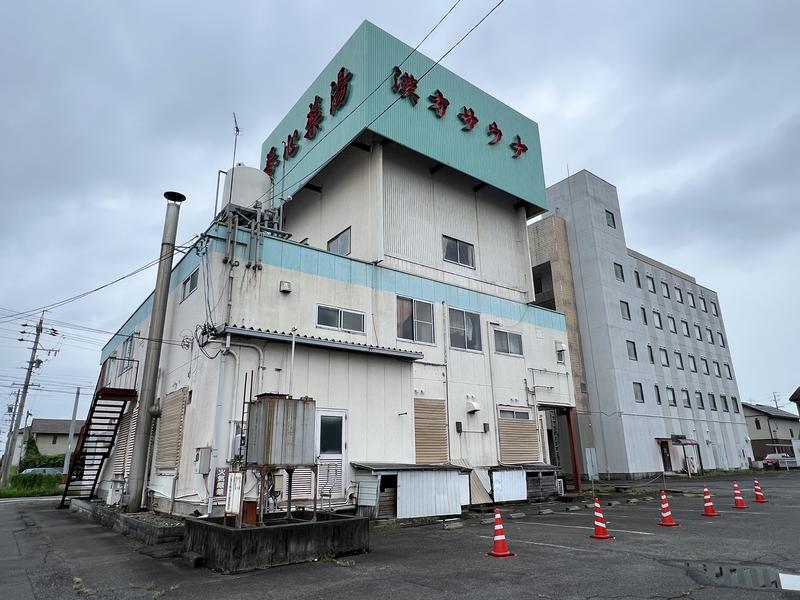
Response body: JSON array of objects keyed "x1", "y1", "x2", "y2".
[{"x1": 2, "y1": 471, "x2": 799, "y2": 599}]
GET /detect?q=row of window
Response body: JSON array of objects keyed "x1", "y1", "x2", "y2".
[
  {"x1": 620, "y1": 300, "x2": 726, "y2": 348},
  {"x1": 317, "y1": 297, "x2": 561, "y2": 361},
  {"x1": 753, "y1": 418, "x2": 795, "y2": 438},
  {"x1": 626, "y1": 339, "x2": 734, "y2": 379},
  {"x1": 632, "y1": 381, "x2": 739, "y2": 413},
  {"x1": 612, "y1": 259, "x2": 719, "y2": 317}
]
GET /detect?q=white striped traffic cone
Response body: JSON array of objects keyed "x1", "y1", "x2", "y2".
[
  {"x1": 487, "y1": 508, "x2": 515, "y2": 558},
  {"x1": 732, "y1": 481, "x2": 748, "y2": 509},
  {"x1": 754, "y1": 479, "x2": 767, "y2": 503},
  {"x1": 590, "y1": 498, "x2": 614, "y2": 540},
  {"x1": 658, "y1": 490, "x2": 679, "y2": 527}
]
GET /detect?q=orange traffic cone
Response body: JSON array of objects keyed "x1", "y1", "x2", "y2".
[
  {"x1": 487, "y1": 508, "x2": 515, "y2": 558},
  {"x1": 658, "y1": 490, "x2": 679, "y2": 527},
  {"x1": 590, "y1": 498, "x2": 614, "y2": 540},
  {"x1": 732, "y1": 481, "x2": 748, "y2": 509},
  {"x1": 701, "y1": 486, "x2": 720, "y2": 517},
  {"x1": 754, "y1": 479, "x2": 768, "y2": 503}
]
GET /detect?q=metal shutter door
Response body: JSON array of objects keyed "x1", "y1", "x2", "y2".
[
  {"x1": 414, "y1": 398, "x2": 448, "y2": 464},
  {"x1": 124, "y1": 405, "x2": 138, "y2": 478},
  {"x1": 155, "y1": 387, "x2": 188, "y2": 471},
  {"x1": 112, "y1": 411, "x2": 131, "y2": 475},
  {"x1": 498, "y1": 419, "x2": 540, "y2": 464}
]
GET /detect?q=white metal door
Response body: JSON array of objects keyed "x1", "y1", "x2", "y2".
[{"x1": 317, "y1": 410, "x2": 346, "y2": 500}]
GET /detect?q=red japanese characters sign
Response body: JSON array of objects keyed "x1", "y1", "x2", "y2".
[
  {"x1": 264, "y1": 146, "x2": 279, "y2": 177},
  {"x1": 487, "y1": 121, "x2": 503, "y2": 145},
  {"x1": 392, "y1": 66, "x2": 420, "y2": 106},
  {"x1": 458, "y1": 106, "x2": 479, "y2": 131},
  {"x1": 305, "y1": 95, "x2": 324, "y2": 140},
  {"x1": 428, "y1": 90, "x2": 449, "y2": 118},
  {"x1": 510, "y1": 135, "x2": 528, "y2": 158},
  {"x1": 330, "y1": 67, "x2": 352, "y2": 116},
  {"x1": 283, "y1": 129, "x2": 300, "y2": 160}
]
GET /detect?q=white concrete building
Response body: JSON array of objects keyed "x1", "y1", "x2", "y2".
[
  {"x1": 529, "y1": 170, "x2": 751, "y2": 478},
  {"x1": 83, "y1": 22, "x2": 576, "y2": 518}
]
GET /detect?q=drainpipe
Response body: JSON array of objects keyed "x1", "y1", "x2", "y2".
[
  {"x1": 207, "y1": 334, "x2": 231, "y2": 515},
  {"x1": 288, "y1": 327, "x2": 297, "y2": 396},
  {"x1": 126, "y1": 191, "x2": 186, "y2": 513}
]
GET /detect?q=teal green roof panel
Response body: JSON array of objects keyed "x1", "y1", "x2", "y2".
[{"x1": 260, "y1": 20, "x2": 546, "y2": 211}]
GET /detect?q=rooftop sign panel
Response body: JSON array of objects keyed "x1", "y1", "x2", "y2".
[{"x1": 260, "y1": 20, "x2": 546, "y2": 211}]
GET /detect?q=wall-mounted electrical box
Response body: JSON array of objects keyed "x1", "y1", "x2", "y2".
[{"x1": 194, "y1": 447, "x2": 211, "y2": 474}]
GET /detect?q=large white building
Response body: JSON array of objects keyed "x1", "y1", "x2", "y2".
[
  {"x1": 79, "y1": 22, "x2": 577, "y2": 518},
  {"x1": 529, "y1": 170, "x2": 751, "y2": 478}
]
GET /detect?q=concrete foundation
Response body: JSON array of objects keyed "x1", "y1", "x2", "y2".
[
  {"x1": 69, "y1": 499, "x2": 184, "y2": 545},
  {"x1": 183, "y1": 510, "x2": 369, "y2": 573}
]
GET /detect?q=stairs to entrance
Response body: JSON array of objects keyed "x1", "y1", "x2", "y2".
[{"x1": 59, "y1": 358, "x2": 138, "y2": 508}]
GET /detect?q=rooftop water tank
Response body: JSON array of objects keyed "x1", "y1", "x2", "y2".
[{"x1": 221, "y1": 164, "x2": 272, "y2": 210}]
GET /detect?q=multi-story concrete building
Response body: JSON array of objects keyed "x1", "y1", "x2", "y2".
[
  {"x1": 83, "y1": 22, "x2": 578, "y2": 518},
  {"x1": 529, "y1": 170, "x2": 751, "y2": 478}
]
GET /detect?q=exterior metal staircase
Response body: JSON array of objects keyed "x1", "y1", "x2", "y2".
[{"x1": 59, "y1": 357, "x2": 138, "y2": 508}]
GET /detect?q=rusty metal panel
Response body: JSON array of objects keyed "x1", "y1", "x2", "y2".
[{"x1": 247, "y1": 394, "x2": 316, "y2": 467}]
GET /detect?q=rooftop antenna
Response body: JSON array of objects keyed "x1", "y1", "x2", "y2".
[{"x1": 228, "y1": 112, "x2": 242, "y2": 207}]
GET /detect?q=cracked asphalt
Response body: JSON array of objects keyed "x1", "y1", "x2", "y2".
[{"x1": 2, "y1": 472, "x2": 799, "y2": 599}]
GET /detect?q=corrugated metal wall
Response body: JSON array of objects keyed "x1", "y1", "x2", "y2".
[
  {"x1": 498, "y1": 419, "x2": 540, "y2": 464},
  {"x1": 492, "y1": 469, "x2": 527, "y2": 502},
  {"x1": 414, "y1": 398, "x2": 448, "y2": 464},
  {"x1": 397, "y1": 470, "x2": 461, "y2": 518}
]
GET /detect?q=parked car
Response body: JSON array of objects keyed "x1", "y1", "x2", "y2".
[
  {"x1": 21, "y1": 467, "x2": 62, "y2": 477},
  {"x1": 762, "y1": 453, "x2": 794, "y2": 469}
]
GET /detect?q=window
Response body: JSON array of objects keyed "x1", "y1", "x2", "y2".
[
  {"x1": 709, "y1": 393, "x2": 717, "y2": 411},
  {"x1": 755, "y1": 418, "x2": 761, "y2": 430},
  {"x1": 646, "y1": 275, "x2": 656, "y2": 293},
  {"x1": 711, "y1": 301, "x2": 718, "y2": 316},
  {"x1": 790, "y1": 428, "x2": 794, "y2": 438},
  {"x1": 556, "y1": 344, "x2": 566, "y2": 363},
  {"x1": 327, "y1": 227, "x2": 351, "y2": 256},
  {"x1": 661, "y1": 282, "x2": 670, "y2": 298},
  {"x1": 694, "y1": 324, "x2": 703, "y2": 340},
  {"x1": 718, "y1": 332, "x2": 726, "y2": 348},
  {"x1": 499, "y1": 409, "x2": 530, "y2": 420},
  {"x1": 495, "y1": 330, "x2": 523, "y2": 356},
  {"x1": 681, "y1": 320, "x2": 690, "y2": 337},
  {"x1": 634, "y1": 271, "x2": 641, "y2": 288},
  {"x1": 706, "y1": 328, "x2": 714, "y2": 344},
  {"x1": 181, "y1": 268, "x2": 199, "y2": 301},
  {"x1": 443, "y1": 235, "x2": 475, "y2": 268},
  {"x1": 660, "y1": 348, "x2": 670, "y2": 367},
  {"x1": 668, "y1": 316, "x2": 677, "y2": 333},
  {"x1": 449, "y1": 308, "x2": 481, "y2": 351},
  {"x1": 633, "y1": 382, "x2": 645, "y2": 403},
  {"x1": 653, "y1": 311, "x2": 663, "y2": 329},
  {"x1": 688, "y1": 354, "x2": 697, "y2": 372},
  {"x1": 647, "y1": 344, "x2": 654, "y2": 364},
  {"x1": 627, "y1": 340, "x2": 638, "y2": 361},
  {"x1": 696, "y1": 391, "x2": 705, "y2": 409},
  {"x1": 317, "y1": 305, "x2": 365, "y2": 333},
  {"x1": 641, "y1": 307, "x2": 648, "y2": 325},
  {"x1": 701, "y1": 358, "x2": 709, "y2": 375},
  {"x1": 614, "y1": 262, "x2": 625, "y2": 282},
  {"x1": 732, "y1": 397, "x2": 739, "y2": 413},
  {"x1": 119, "y1": 334, "x2": 134, "y2": 374},
  {"x1": 605, "y1": 210, "x2": 616, "y2": 228},
  {"x1": 723, "y1": 363, "x2": 732, "y2": 379},
  {"x1": 667, "y1": 387, "x2": 677, "y2": 406},
  {"x1": 721, "y1": 395, "x2": 729, "y2": 412},
  {"x1": 674, "y1": 352, "x2": 684, "y2": 370},
  {"x1": 52, "y1": 434, "x2": 58, "y2": 445},
  {"x1": 397, "y1": 297, "x2": 434, "y2": 344},
  {"x1": 699, "y1": 296, "x2": 707, "y2": 312},
  {"x1": 687, "y1": 292, "x2": 696, "y2": 308},
  {"x1": 675, "y1": 287, "x2": 684, "y2": 303},
  {"x1": 654, "y1": 385, "x2": 662, "y2": 405},
  {"x1": 620, "y1": 300, "x2": 631, "y2": 320},
  {"x1": 713, "y1": 361, "x2": 721, "y2": 377},
  {"x1": 320, "y1": 415, "x2": 344, "y2": 453},
  {"x1": 682, "y1": 389, "x2": 691, "y2": 408}
]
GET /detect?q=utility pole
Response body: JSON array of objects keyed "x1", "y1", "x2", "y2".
[
  {"x1": 126, "y1": 191, "x2": 186, "y2": 513},
  {"x1": 62, "y1": 387, "x2": 81, "y2": 482},
  {"x1": 0, "y1": 315, "x2": 43, "y2": 487},
  {"x1": 1, "y1": 391, "x2": 20, "y2": 477}
]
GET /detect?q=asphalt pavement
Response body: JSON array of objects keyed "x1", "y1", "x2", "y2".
[{"x1": 2, "y1": 472, "x2": 799, "y2": 599}]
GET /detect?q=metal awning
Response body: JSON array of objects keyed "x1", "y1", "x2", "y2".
[
  {"x1": 655, "y1": 437, "x2": 699, "y2": 446},
  {"x1": 219, "y1": 325, "x2": 423, "y2": 361},
  {"x1": 351, "y1": 462, "x2": 469, "y2": 473}
]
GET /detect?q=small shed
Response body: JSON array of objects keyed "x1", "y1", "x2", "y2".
[
  {"x1": 352, "y1": 462, "x2": 470, "y2": 520},
  {"x1": 490, "y1": 465, "x2": 560, "y2": 502}
]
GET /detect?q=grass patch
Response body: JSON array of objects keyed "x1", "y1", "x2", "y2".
[{"x1": 0, "y1": 473, "x2": 62, "y2": 498}]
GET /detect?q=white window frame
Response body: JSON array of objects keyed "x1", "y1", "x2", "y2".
[
  {"x1": 661, "y1": 281, "x2": 670, "y2": 298},
  {"x1": 605, "y1": 210, "x2": 616, "y2": 229},
  {"x1": 316, "y1": 304, "x2": 366, "y2": 334},
  {"x1": 660, "y1": 347, "x2": 669, "y2": 367},
  {"x1": 646, "y1": 275, "x2": 656, "y2": 293},
  {"x1": 397, "y1": 296, "x2": 435, "y2": 345},
  {"x1": 620, "y1": 300, "x2": 631, "y2": 320},
  {"x1": 667, "y1": 387, "x2": 677, "y2": 406},
  {"x1": 448, "y1": 307, "x2": 482, "y2": 352},
  {"x1": 724, "y1": 363, "x2": 732, "y2": 379},
  {"x1": 675, "y1": 287, "x2": 683, "y2": 303},
  {"x1": 687, "y1": 292, "x2": 696, "y2": 308},
  {"x1": 668, "y1": 316, "x2": 677, "y2": 333},
  {"x1": 633, "y1": 382, "x2": 644, "y2": 403},
  {"x1": 627, "y1": 340, "x2": 638, "y2": 361},
  {"x1": 494, "y1": 329, "x2": 524, "y2": 357},
  {"x1": 118, "y1": 334, "x2": 134, "y2": 374},
  {"x1": 442, "y1": 235, "x2": 475, "y2": 269},
  {"x1": 327, "y1": 227, "x2": 351, "y2": 257},
  {"x1": 181, "y1": 268, "x2": 199, "y2": 302},
  {"x1": 498, "y1": 407, "x2": 531, "y2": 420},
  {"x1": 614, "y1": 262, "x2": 625, "y2": 282}
]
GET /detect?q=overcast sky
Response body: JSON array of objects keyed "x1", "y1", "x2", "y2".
[{"x1": 1, "y1": 0, "x2": 798, "y2": 440}]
